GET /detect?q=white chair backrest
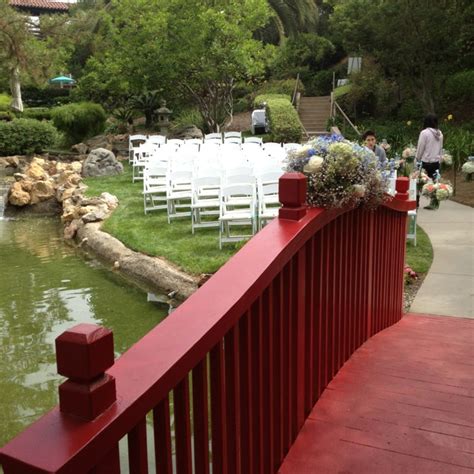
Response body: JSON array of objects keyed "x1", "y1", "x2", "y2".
[
  {"x1": 204, "y1": 133, "x2": 223, "y2": 143},
  {"x1": 224, "y1": 131, "x2": 242, "y2": 139},
  {"x1": 224, "y1": 166, "x2": 254, "y2": 186},
  {"x1": 148, "y1": 135, "x2": 167, "y2": 145},
  {"x1": 244, "y1": 136, "x2": 263, "y2": 145},
  {"x1": 129, "y1": 134, "x2": 147, "y2": 147},
  {"x1": 223, "y1": 137, "x2": 242, "y2": 145},
  {"x1": 221, "y1": 183, "x2": 255, "y2": 200},
  {"x1": 166, "y1": 139, "x2": 184, "y2": 147},
  {"x1": 184, "y1": 138, "x2": 203, "y2": 145}
]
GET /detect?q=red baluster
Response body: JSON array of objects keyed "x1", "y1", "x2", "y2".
[
  {"x1": 279, "y1": 173, "x2": 307, "y2": 220},
  {"x1": 55, "y1": 323, "x2": 116, "y2": 420}
]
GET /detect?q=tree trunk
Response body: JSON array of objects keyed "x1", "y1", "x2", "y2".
[{"x1": 10, "y1": 66, "x2": 23, "y2": 113}]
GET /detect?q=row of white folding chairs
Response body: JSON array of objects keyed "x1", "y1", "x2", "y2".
[
  {"x1": 133, "y1": 146, "x2": 286, "y2": 182},
  {"x1": 143, "y1": 165, "x2": 282, "y2": 241}
]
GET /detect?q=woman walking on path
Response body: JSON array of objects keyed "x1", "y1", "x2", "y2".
[{"x1": 416, "y1": 114, "x2": 443, "y2": 180}]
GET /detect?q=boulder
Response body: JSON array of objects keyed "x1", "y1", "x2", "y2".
[
  {"x1": 172, "y1": 125, "x2": 203, "y2": 140},
  {"x1": 6, "y1": 156, "x2": 20, "y2": 168},
  {"x1": 26, "y1": 162, "x2": 48, "y2": 181},
  {"x1": 30, "y1": 180, "x2": 55, "y2": 204},
  {"x1": 101, "y1": 192, "x2": 119, "y2": 210},
  {"x1": 85, "y1": 135, "x2": 111, "y2": 151},
  {"x1": 9, "y1": 182, "x2": 31, "y2": 206},
  {"x1": 71, "y1": 143, "x2": 89, "y2": 155},
  {"x1": 82, "y1": 148, "x2": 123, "y2": 177}
]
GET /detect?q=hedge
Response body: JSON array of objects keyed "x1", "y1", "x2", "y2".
[
  {"x1": 0, "y1": 118, "x2": 57, "y2": 156},
  {"x1": 254, "y1": 94, "x2": 303, "y2": 143},
  {"x1": 21, "y1": 107, "x2": 53, "y2": 121},
  {"x1": 52, "y1": 102, "x2": 106, "y2": 144}
]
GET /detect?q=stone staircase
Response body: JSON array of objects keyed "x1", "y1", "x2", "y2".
[{"x1": 298, "y1": 96, "x2": 332, "y2": 137}]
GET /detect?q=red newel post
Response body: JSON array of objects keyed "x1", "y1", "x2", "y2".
[
  {"x1": 279, "y1": 172, "x2": 307, "y2": 220},
  {"x1": 55, "y1": 323, "x2": 116, "y2": 420},
  {"x1": 395, "y1": 177, "x2": 410, "y2": 201}
]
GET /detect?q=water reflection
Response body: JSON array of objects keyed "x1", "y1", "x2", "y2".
[{"x1": 0, "y1": 217, "x2": 169, "y2": 447}]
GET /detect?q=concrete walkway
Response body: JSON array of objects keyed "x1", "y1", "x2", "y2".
[{"x1": 410, "y1": 197, "x2": 474, "y2": 318}]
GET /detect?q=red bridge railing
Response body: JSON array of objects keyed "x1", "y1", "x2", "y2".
[{"x1": 0, "y1": 174, "x2": 415, "y2": 474}]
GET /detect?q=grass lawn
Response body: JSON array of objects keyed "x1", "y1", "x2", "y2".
[
  {"x1": 83, "y1": 163, "x2": 242, "y2": 275},
  {"x1": 405, "y1": 225, "x2": 433, "y2": 274},
  {"x1": 84, "y1": 164, "x2": 433, "y2": 277}
]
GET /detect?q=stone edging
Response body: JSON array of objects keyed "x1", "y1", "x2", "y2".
[{"x1": 76, "y1": 222, "x2": 199, "y2": 301}]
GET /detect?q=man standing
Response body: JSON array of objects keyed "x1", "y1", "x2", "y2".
[{"x1": 362, "y1": 130, "x2": 387, "y2": 165}]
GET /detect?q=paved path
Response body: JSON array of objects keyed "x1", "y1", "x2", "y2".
[
  {"x1": 410, "y1": 197, "x2": 474, "y2": 318},
  {"x1": 279, "y1": 314, "x2": 474, "y2": 473}
]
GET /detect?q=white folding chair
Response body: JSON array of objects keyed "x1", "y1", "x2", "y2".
[
  {"x1": 166, "y1": 169, "x2": 193, "y2": 222},
  {"x1": 204, "y1": 133, "x2": 223, "y2": 143},
  {"x1": 143, "y1": 162, "x2": 168, "y2": 214},
  {"x1": 224, "y1": 131, "x2": 242, "y2": 144},
  {"x1": 243, "y1": 136, "x2": 263, "y2": 146},
  {"x1": 191, "y1": 174, "x2": 222, "y2": 233},
  {"x1": 166, "y1": 139, "x2": 184, "y2": 147},
  {"x1": 129, "y1": 134, "x2": 147, "y2": 164},
  {"x1": 184, "y1": 138, "x2": 203, "y2": 146},
  {"x1": 133, "y1": 143, "x2": 157, "y2": 182},
  {"x1": 148, "y1": 135, "x2": 167, "y2": 146},
  {"x1": 223, "y1": 165, "x2": 254, "y2": 187},
  {"x1": 256, "y1": 173, "x2": 282, "y2": 230},
  {"x1": 219, "y1": 183, "x2": 257, "y2": 249},
  {"x1": 407, "y1": 178, "x2": 417, "y2": 246}
]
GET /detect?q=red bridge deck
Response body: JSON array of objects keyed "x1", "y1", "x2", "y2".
[{"x1": 279, "y1": 313, "x2": 474, "y2": 474}]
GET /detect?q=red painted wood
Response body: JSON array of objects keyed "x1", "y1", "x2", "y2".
[
  {"x1": 0, "y1": 177, "x2": 415, "y2": 474},
  {"x1": 224, "y1": 326, "x2": 240, "y2": 474},
  {"x1": 210, "y1": 341, "x2": 228, "y2": 473},
  {"x1": 192, "y1": 359, "x2": 209, "y2": 474},
  {"x1": 238, "y1": 311, "x2": 253, "y2": 473},
  {"x1": 279, "y1": 314, "x2": 474, "y2": 474},
  {"x1": 174, "y1": 377, "x2": 192, "y2": 474},
  {"x1": 278, "y1": 173, "x2": 307, "y2": 220},
  {"x1": 296, "y1": 246, "x2": 306, "y2": 431},
  {"x1": 128, "y1": 417, "x2": 148, "y2": 474},
  {"x1": 89, "y1": 445, "x2": 120, "y2": 474},
  {"x1": 153, "y1": 397, "x2": 172, "y2": 474}
]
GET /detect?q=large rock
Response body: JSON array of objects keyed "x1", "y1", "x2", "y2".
[
  {"x1": 172, "y1": 125, "x2": 203, "y2": 140},
  {"x1": 9, "y1": 182, "x2": 30, "y2": 206},
  {"x1": 82, "y1": 148, "x2": 123, "y2": 177},
  {"x1": 30, "y1": 180, "x2": 55, "y2": 204}
]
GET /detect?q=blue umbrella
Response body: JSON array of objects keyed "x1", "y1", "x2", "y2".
[{"x1": 49, "y1": 76, "x2": 76, "y2": 86}]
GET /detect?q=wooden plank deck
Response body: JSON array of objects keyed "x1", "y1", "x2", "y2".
[{"x1": 279, "y1": 313, "x2": 474, "y2": 473}]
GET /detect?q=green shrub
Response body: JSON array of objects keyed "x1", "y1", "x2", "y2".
[
  {"x1": 0, "y1": 118, "x2": 57, "y2": 156},
  {"x1": 52, "y1": 102, "x2": 106, "y2": 144},
  {"x1": 0, "y1": 111, "x2": 14, "y2": 122},
  {"x1": 256, "y1": 79, "x2": 305, "y2": 99},
  {"x1": 21, "y1": 107, "x2": 52, "y2": 121},
  {"x1": 254, "y1": 94, "x2": 303, "y2": 143},
  {"x1": 22, "y1": 86, "x2": 71, "y2": 107},
  {"x1": 170, "y1": 108, "x2": 204, "y2": 132},
  {"x1": 306, "y1": 70, "x2": 333, "y2": 96},
  {"x1": 0, "y1": 93, "x2": 11, "y2": 111},
  {"x1": 445, "y1": 70, "x2": 474, "y2": 101}
]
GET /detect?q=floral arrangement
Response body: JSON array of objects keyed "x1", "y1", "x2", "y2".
[
  {"x1": 441, "y1": 150, "x2": 453, "y2": 166},
  {"x1": 285, "y1": 134, "x2": 389, "y2": 209},
  {"x1": 402, "y1": 145, "x2": 417, "y2": 161},
  {"x1": 421, "y1": 182, "x2": 453, "y2": 209},
  {"x1": 404, "y1": 264, "x2": 418, "y2": 285},
  {"x1": 461, "y1": 158, "x2": 474, "y2": 181},
  {"x1": 380, "y1": 139, "x2": 391, "y2": 152}
]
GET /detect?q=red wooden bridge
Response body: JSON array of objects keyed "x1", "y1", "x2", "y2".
[{"x1": 1, "y1": 175, "x2": 472, "y2": 473}]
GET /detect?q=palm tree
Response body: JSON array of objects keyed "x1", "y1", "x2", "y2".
[{"x1": 268, "y1": 0, "x2": 318, "y2": 43}]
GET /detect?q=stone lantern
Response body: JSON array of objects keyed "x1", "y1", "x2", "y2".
[{"x1": 157, "y1": 100, "x2": 172, "y2": 136}]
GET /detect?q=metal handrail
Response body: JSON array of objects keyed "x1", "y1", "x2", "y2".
[{"x1": 333, "y1": 99, "x2": 361, "y2": 136}]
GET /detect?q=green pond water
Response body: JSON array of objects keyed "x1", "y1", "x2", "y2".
[{"x1": 0, "y1": 216, "x2": 169, "y2": 448}]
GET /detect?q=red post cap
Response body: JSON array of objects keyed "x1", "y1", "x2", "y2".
[
  {"x1": 395, "y1": 177, "x2": 410, "y2": 201},
  {"x1": 279, "y1": 172, "x2": 307, "y2": 220},
  {"x1": 56, "y1": 324, "x2": 115, "y2": 382}
]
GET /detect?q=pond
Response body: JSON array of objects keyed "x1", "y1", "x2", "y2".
[{"x1": 0, "y1": 216, "x2": 169, "y2": 448}]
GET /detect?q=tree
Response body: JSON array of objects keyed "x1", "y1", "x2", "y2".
[
  {"x1": 0, "y1": 1, "x2": 72, "y2": 112},
  {"x1": 329, "y1": 0, "x2": 473, "y2": 113},
  {"x1": 78, "y1": 0, "x2": 272, "y2": 131},
  {"x1": 268, "y1": 0, "x2": 319, "y2": 43}
]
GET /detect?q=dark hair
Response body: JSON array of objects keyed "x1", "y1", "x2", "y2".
[
  {"x1": 423, "y1": 114, "x2": 438, "y2": 129},
  {"x1": 362, "y1": 130, "x2": 376, "y2": 140}
]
